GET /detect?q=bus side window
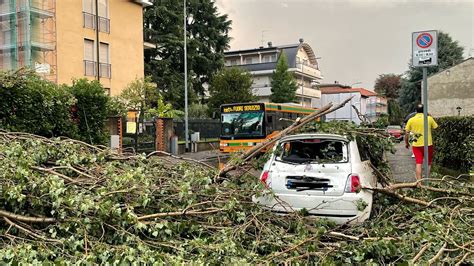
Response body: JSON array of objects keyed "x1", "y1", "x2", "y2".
[{"x1": 266, "y1": 114, "x2": 274, "y2": 134}]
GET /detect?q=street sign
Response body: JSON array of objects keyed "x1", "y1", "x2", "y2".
[{"x1": 412, "y1": 30, "x2": 438, "y2": 67}]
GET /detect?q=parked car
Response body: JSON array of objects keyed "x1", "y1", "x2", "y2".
[
  {"x1": 386, "y1": 125, "x2": 403, "y2": 141},
  {"x1": 253, "y1": 134, "x2": 377, "y2": 224}
]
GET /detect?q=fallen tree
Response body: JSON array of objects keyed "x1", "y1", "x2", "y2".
[{"x1": 0, "y1": 130, "x2": 472, "y2": 264}]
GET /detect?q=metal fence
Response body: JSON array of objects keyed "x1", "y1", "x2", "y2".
[
  {"x1": 122, "y1": 119, "x2": 156, "y2": 154},
  {"x1": 174, "y1": 119, "x2": 220, "y2": 141}
]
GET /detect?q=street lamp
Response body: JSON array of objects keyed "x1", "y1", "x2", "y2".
[
  {"x1": 456, "y1": 106, "x2": 462, "y2": 116},
  {"x1": 184, "y1": 0, "x2": 189, "y2": 151}
]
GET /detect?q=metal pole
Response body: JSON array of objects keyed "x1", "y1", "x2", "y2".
[
  {"x1": 422, "y1": 67, "x2": 429, "y2": 180},
  {"x1": 184, "y1": 0, "x2": 189, "y2": 152},
  {"x1": 95, "y1": 0, "x2": 100, "y2": 81}
]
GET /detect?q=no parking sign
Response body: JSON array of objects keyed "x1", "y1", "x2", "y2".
[{"x1": 412, "y1": 30, "x2": 438, "y2": 67}]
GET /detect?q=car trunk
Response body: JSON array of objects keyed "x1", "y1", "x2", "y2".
[{"x1": 269, "y1": 138, "x2": 351, "y2": 197}]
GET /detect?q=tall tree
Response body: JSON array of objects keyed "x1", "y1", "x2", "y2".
[
  {"x1": 399, "y1": 31, "x2": 464, "y2": 113},
  {"x1": 374, "y1": 74, "x2": 402, "y2": 99},
  {"x1": 208, "y1": 67, "x2": 256, "y2": 112},
  {"x1": 374, "y1": 74, "x2": 404, "y2": 124},
  {"x1": 144, "y1": 0, "x2": 232, "y2": 109},
  {"x1": 270, "y1": 53, "x2": 298, "y2": 103}
]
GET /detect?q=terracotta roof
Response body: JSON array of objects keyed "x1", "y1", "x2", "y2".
[{"x1": 320, "y1": 87, "x2": 377, "y2": 97}]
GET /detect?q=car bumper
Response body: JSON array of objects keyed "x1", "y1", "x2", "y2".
[{"x1": 253, "y1": 191, "x2": 373, "y2": 224}]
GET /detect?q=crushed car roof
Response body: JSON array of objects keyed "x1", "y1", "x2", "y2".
[{"x1": 281, "y1": 133, "x2": 350, "y2": 142}]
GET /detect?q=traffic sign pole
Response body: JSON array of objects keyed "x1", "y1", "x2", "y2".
[
  {"x1": 422, "y1": 67, "x2": 429, "y2": 181},
  {"x1": 412, "y1": 30, "x2": 437, "y2": 182}
]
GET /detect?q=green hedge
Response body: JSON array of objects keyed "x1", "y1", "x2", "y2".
[
  {"x1": 433, "y1": 116, "x2": 473, "y2": 173},
  {"x1": 66, "y1": 79, "x2": 110, "y2": 145},
  {"x1": 0, "y1": 70, "x2": 114, "y2": 145},
  {"x1": 0, "y1": 70, "x2": 77, "y2": 137}
]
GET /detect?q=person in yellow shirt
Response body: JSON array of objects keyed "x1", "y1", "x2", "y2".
[{"x1": 404, "y1": 104, "x2": 438, "y2": 181}]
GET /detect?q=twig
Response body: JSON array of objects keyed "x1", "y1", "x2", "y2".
[
  {"x1": 427, "y1": 197, "x2": 464, "y2": 207},
  {"x1": 428, "y1": 242, "x2": 447, "y2": 265},
  {"x1": 363, "y1": 186, "x2": 430, "y2": 207},
  {"x1": 147, "y1": 150, "x2": 214, "y2": 169},
  {"x1": 455, "y1": 252, "x2": 472, "y2": 266},
  {"x1": 412, "y1": 242, "x2": 431, "y2": 263},
  {"x1": 266, "y1": 235, "x2": 318, "y2": 261},
  {"x1": 31, "y1": 166, "x2": 76, "y2": 183},
  {"x1": 328, "y1": 231, "x2": 359, "y2": 241},
  {"x1": 137, "y1": 208, "x2": 224, "y2": 221},
  {"x1": 51, "y1": 166, "x2": 97, "y2": 180},
  {"x1": 0, "y1": 210, "x2": 56, "y2": 223},
  {"x1": 3, "y1": 217, "x2": 61, "y2": 243}
]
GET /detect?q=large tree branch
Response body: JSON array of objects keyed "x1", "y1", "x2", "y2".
[{"x1": 0, "y1": 210, "x2": 56, "y2": 223}]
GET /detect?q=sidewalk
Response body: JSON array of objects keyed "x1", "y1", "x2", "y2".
[{"x1": 387, "y1": 142, "x2": 416, "y2": 183}]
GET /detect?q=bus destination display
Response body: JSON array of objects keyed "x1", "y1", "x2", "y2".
[{"x1": 222, "y1": 104, "x2": 262, "y2": 113}]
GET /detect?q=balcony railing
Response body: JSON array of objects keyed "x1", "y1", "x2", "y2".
[
  {"x1": 84, "y1": 60, "x2": 111, "y2": 78},
  {"x1": 295, "y1": 62, "x2": 321, "y2": 78},
  {"x1": 83, "y1": 12, "x2": 110, "y2": 33},
  {"x1": 99, "y1": 63, "x2": 111, "y2": 79}
]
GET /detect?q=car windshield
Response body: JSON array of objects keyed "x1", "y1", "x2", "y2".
[
  {"x1": 221, "y1": 111, "x2": 264, "y2": 137},
  {"x1": 387, "y1": 126, "x2": 402, "y2": 130},
  {"x1": 276, "y1": 139, "x2": 348, "y2": 164}
]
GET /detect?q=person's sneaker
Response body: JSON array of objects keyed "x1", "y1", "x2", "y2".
[{"x1": 411, "y1": 153, "x2": 415, "y2": 158}]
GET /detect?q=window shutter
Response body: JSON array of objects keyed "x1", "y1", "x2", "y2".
[
  {"x1": 98, "y1": 0, "x2": 107, "y2": 18},
  {"x1": 99, "y1": 43, "x2": 109, "y2": 63},
  {"x1": 84, "y1": 39, "x2": 94, "y2": 61}
]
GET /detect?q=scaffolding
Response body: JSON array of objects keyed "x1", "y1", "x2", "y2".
[{"x1": 0, "y1": 0, "x2": 57, "y2": 82}]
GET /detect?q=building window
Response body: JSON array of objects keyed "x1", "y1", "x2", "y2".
[
  {"x1": 84, "y1": 39, "x2": 95, "y2": 76},
  {"x1": 99, "y1": 42, "x2": 111, "y2": 79},
  {"x1": 83, "y1": 0, "x2": 110, "y2": 33},
  {"x1": 263, "y1": 54, "x2": 276, "y2": 63},
  {"x1": 245, "y1": 57, "x2": 256, "y2": 65},
  {"x1": 83, "y1": 40, "x2": 111, "y2": 78}
]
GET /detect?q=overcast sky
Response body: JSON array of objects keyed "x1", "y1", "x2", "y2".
[{"x1": 215, "y1": 0, "x2": 474, "y2": 89}]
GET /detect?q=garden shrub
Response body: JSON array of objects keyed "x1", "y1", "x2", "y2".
[
  {"x1": 433, "y1": 116, "x2": 473, "y2": 173},
  {"x1": 0, "y1": 70, "x2": 117, "y2": 145},
  {"x1": 0, "y1": 70, "x2": 77, "y2": 137},
  {"x1": 66, "y1": 79, "x2": 110, "y2": 145}
]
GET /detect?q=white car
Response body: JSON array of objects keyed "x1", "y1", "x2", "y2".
[{"x1": 253, "y1": 133, "x2": 377, "y2": 224}]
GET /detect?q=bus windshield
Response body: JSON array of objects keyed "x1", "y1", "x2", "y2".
[{"x1": 221, "y1": 111, "x2": 264, "y2": 137}]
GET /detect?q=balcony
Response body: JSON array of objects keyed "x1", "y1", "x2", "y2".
[
  {"x1": 83, "y1": 12, "x2": 110, "y2": 33},
  {"x1": 295, "y1": 62, "x2": 322, "y2": 79},
  {"x1": 84, "y1": 60, "x2": 111, "y2": 78},
  {"x1": 296, "y1": 86, "x2": 321, "y2": 98}
]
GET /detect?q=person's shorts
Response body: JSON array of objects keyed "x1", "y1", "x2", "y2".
[{"x1": 412, "y1": 146, "x2": 434, "y2": 165}]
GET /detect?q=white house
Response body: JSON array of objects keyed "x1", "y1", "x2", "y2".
[{"x1": 224, "y1": 39, "x2": 323, "y2": 108}]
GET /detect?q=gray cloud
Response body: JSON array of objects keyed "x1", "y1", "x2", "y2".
[{"x1": 216, "y1": 0, "x2": 474, "y2": 88}]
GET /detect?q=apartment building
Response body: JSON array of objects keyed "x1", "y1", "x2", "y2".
[
  {"x1": 0, "y1": 0, "x2": 152, "y2": 95},
  {"x1": 224, "y1": 39, "x2": 323, "y2": 108},
  {"x1": 320, "y1": 84, "x2": 387, "y2": 124}
]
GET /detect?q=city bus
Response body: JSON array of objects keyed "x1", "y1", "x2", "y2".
[{"x1": 219, "y1": 102, "x2": 318, "y2": 153}]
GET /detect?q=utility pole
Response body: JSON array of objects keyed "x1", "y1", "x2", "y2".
[
  {"x1": 184, "y1": 0, "x2": 189, "y2": 151},
  {"x1": 95, "y1": 0, "x2": 100, "y2": 81}
]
